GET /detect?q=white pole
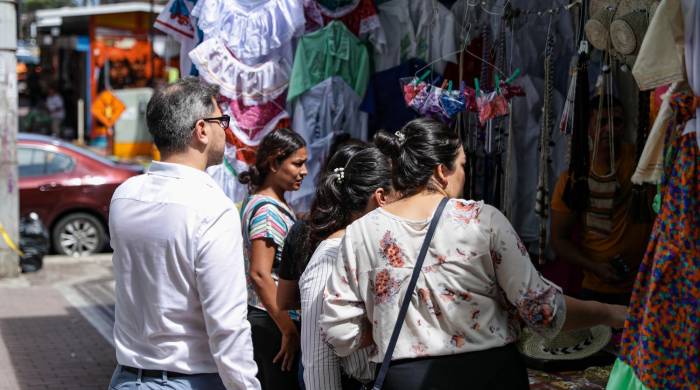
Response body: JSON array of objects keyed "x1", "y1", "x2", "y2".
[
  {"x1": 0, "y1": 0, "x2": 20, "y2": 278},
  {"x1": 77, "y1": 98, "x2": 85, "y2": 145}
]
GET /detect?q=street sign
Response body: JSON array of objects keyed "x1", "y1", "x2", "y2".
[{"x1": 91, "y1": 90, "x2": 126, "y2": 127}]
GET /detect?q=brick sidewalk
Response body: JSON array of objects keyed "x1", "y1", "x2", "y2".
[{"x1": 0, "y1": 258, "x2": 116, "y2": 390}]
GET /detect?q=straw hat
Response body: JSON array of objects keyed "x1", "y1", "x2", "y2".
[
  {"x1": 586, "y1": 0, "x2": 659, "y2": 65},
  {"x1": 518, "y1": 326, "x2": 612, "y2": 361}
]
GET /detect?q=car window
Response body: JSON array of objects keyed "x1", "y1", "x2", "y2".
[{"x1": 17, "y1": 147, "x2": 74, "y2": 177}]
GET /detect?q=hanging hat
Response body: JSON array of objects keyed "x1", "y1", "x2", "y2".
[
  {"x1": 610, "y1": 9, "x2": 650, "y2": 55},
  {"x1": 585, "y1": 4, "x2": 617, "y2": 51},
  {"x1": 518, "y1": 326, "x2": 612, "y2": 361}
]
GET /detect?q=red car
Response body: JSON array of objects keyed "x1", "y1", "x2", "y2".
[{"x1": 18, "y1": 133, "x2": 142, "y2": 256}]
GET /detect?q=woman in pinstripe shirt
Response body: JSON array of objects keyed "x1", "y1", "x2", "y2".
[{"x1": 297, "y1": 144, "x2": 395, "y2": 390}]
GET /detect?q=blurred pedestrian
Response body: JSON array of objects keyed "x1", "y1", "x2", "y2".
[
  {"x1": 46, "y1": 85, "x2": 64, "y2": 138},
  {"x1": 108, "y1": 77, "x2": 260, "y2": 390}
]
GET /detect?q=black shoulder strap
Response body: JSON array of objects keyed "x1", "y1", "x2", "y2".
[{"x1": 372, "y1": 197, "x2": 449, "y2": 390}]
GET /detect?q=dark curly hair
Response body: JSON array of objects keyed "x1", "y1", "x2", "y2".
[
  {"x1": 239, "y1": 128, "x2": 306, "y2": 192},
  {"x1": 374, "y1": 118, "x2": 462, "y2": 197}
]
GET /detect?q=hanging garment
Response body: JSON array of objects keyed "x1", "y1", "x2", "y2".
[
  {"x1": 292, "y1": 76, "x2": 367, "y2": 143},
  {"x1": 682, "y1": 0, "x2": 700, "y2": 151},
  {"x1": 191, "y1": 0, "x2": 304, "y2": 63},
  {"x1": 290, "y1": 77, "x2": 367, "y2": 212},
  {"x1": 632, "y1": 0, "x2": 685, "y2": 91},
  {"x1": 154, "y1": 0, "x2": 203, "y2": 76},
  {"x1": 613, "y1": 127, "x2": 700, "y2": 389},
  {"x1": 303, "y1": 0, "x2": 324, "y2": 32},
  {"x1": 318, "y1": 0, "x2": 386, "y2": 53},
  {"x1": 220, "y1": 94, "x2": 289, "y2": 147},
  {"x1": 374, "y1": 0, "x2": 457, "y2": 74},
  {"x1": 451, "y1": 0, "x2": 490, "y2": 48},
  {"x1": 190, "y1": 37, "x2": 291, "y2": 105},
  {"x1": 317, "y1": 0, "x2": 357, "y2": 11},
  {"x1": 287, "y1": 21, "x2": 370, "y2": 102},
  {"x1": 288, "y1": 132, "x2": 335, "y2": 213},
  {"x1": 207, "y1": 143, "x2": 251, "y2": 205},
  {"x1": 362, "y1": 59, "x2": 427, "y2": 136}
]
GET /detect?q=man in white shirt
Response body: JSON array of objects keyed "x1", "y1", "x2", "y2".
[{"x1": 108, "y1": 77, "x2": 261, "y2": 390}]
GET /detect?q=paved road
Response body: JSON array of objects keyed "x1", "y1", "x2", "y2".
[{"x1": 0, "y1": 255, "x2": 116, "y2": 390}]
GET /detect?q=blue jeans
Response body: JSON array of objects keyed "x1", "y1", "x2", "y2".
[{"x1": 109, "y1": 365, "x2": 227, "y2": 390}]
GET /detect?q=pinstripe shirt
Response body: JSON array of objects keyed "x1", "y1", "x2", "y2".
[{"x1": 299, "y1": 238, "x2": 374, "y2": 390}]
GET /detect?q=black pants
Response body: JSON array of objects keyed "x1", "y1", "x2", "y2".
[
  {"x1": 248, "y1": 306, "x2": 301, "y2": 390},
  {"x1": 380, "y1": 344, "x2": 529, "y2": 390}
]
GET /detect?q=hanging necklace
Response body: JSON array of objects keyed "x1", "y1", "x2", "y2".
[
  {"x1": 590, "y1": 51, "x2": 617, "y2": 178},
  {"x1": 535, "y1": 23, "x2": 554, "y2": 265}
]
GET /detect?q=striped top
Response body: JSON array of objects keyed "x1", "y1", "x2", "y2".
[
  {"x1": 299, "y1": 238, "x2": 374, "y2": 389},
  {"x1": 241, "y1": 194, "x2": 299, "y2": 320}
]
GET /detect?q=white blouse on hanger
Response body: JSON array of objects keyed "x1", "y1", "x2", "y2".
[
  {"x1": 192, "y1": 0, "x2": 305, "y2": 63},
  {"x1": 189, "y1": 36, "x2": 291, "y2": 105}
]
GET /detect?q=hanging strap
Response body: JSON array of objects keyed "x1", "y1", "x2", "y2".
[{"x1": 372, "y1": 197, "x2": 449, "y2": 390}]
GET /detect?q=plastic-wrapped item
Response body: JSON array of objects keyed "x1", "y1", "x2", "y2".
[
  {"x1": 19, "y1": 212, "x2": 49, "y2": 273},
  {"x1": 440, "y1": 89, "x2": 466, "y2": 118},
  {"x1": 477, "y1": 91, "x2": 510, "y2": 124}
]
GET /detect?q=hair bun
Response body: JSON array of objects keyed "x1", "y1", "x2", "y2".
[{"x1": 373, "y1": 131, "x2": 402, "y2": 159}]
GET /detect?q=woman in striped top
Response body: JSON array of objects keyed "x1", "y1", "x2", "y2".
[
  {"x1": 239, "y1": 128, "x2": 308, "y2": 390},
  {"x1": 297, "y1": 144, "x2": 395, "y2": 390}
]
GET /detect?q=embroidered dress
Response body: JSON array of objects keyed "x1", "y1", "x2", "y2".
[
  {"x1": 320, "y1": 200, "x2": 566, "y2": 362},
  {"x1": 190, "y1": 37, "x2": 291, "y2": 105},
  {"x1": 300, "y1": 238, "x2": 374, "y2": 390},
  {"x1": 154, "y1": 0, "x2": 203, "y2": 76},
  {"x1": 287, "y1": 21, "x2": 370, "y2": 102},
  {"x1": 612, "y1": 108, "x2": 700, "y2": 388},
  {"x1": 191, "y1": 0, "x2": 304, "y2": 63},
  {"x1": 318, "y1": 0, "x2": 386, "y2": 53},
  {"x1": 219, "y1": 94, "x2": 289, "y2": 147},
  {"x1": 241, "y1": 195, "x2": 300, "y2": 321}
]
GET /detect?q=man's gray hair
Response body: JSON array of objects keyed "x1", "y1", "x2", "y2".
[{"x1": 146, "y1": 77, "x2": 220, "y2": 154}]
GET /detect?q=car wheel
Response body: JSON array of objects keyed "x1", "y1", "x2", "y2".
[{"x1": 52, "y1": 213, "x2": 106, "y2": 257}]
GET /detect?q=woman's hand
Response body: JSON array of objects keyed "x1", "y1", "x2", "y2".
[{"x1": 273, "y1": 323, "x2": 300, "y2": 371}]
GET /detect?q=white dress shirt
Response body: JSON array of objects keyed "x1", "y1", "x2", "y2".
[
  {"x1": 110, "y1": 161, "x2": 260, "y2": 390},
  {"x1": 299, "y1": 238, "x2": 374, "y2": 390}
]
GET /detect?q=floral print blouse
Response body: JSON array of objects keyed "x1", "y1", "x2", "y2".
[{"x1": 320, "y1": 199, "x2": 566, "y2": 362}]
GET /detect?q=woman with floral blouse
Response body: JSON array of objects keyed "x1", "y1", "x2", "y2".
[{"x1": 320, "y1": 118, "x2": 627, "y2": 389}]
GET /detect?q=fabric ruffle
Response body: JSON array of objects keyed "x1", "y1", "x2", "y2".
[
  {"x1": 190, "y1": 37, "x2": 291, "y2": 105},
  {"x1": 192, "y1": 0, "x2": 304, "y2": 61}
]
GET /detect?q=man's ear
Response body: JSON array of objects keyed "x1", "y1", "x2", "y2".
[{"x1": 193, "y1": 119, "x2": 209, "y2": 146}]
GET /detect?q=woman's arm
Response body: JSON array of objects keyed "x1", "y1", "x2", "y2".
[{"x1": 561, "y1": 296, "x2": 627, "y2": 331}]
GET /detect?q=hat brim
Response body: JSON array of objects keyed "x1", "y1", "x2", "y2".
[{"x1": 518, "y1": 326, "x2": 612, "y2": 361}]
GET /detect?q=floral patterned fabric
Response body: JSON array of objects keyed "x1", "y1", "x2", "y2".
[
  {"x1": 320, "y1": 199, "x2": 566, "y2": 362},
  {"x1": 618, "y1": 126, "x2": 700, "y2": 388}
]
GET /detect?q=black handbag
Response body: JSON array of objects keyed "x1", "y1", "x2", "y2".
[{"x1": 368, "y1": 197, "x2": 449, "y2": 390}]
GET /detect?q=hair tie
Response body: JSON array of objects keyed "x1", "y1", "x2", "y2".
[
  {"x1": 394, "y1": 131, "x2": 406, "y2": 145},
  {"x1": 333, "y1": 167, "x2": 345, "y2": 184}
]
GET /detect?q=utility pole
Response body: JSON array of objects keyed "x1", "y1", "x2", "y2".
[{"x1": 0, "y1": 0, "x2": 20, "y2": 278}]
